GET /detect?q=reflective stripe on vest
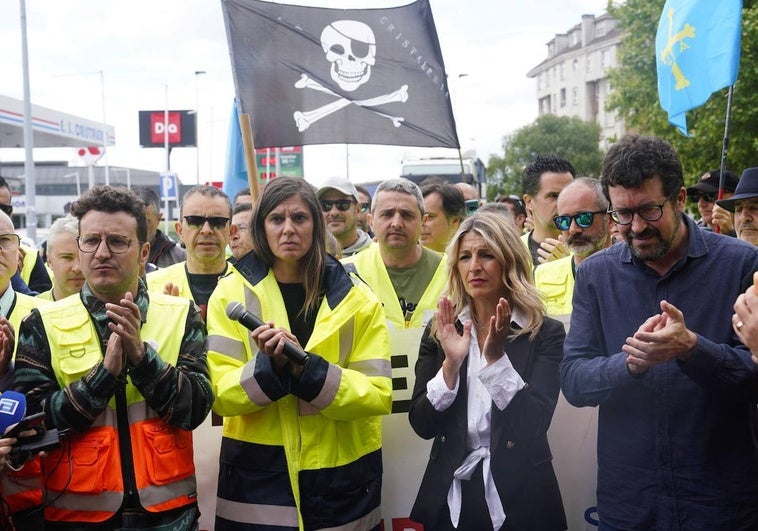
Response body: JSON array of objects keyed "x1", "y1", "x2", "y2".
[
  {"x1": 39, "y1": 294, "x2": 196, "y2": 522},
  {"x1": 215, "y1": 497, "x2": 299, "y2": 528}
]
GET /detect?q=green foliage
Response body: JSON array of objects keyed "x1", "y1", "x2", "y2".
[
  {"x1": 607, "y1": 0, "x2": 758, "y2": 186},
  {"x1": 485, "y1": 115, "x2": 603, "y2": 200}
]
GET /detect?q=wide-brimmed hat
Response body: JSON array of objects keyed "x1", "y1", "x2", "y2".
[{"x1": 716, "y1": 167, "x2": 758, "y2": 212}]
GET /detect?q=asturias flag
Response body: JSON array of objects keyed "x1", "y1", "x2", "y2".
[
  {"x1": 655, "y1": 0, "x2": 742, "y2": 136},
  {"x1": 220, "y1": 0, "x2": 459, "y2": 149}
]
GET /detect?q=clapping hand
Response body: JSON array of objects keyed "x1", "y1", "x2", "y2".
[{"x1": 436, "y1": 296, "x2": 470, "y2": 390}]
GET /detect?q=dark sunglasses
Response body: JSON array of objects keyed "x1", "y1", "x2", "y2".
[
  {"x1": 0, "y1": 204, "x2": 12, "y2": 216},
  {"x1": 360, "y1": 202, "x2": 370, "y2": 213},
  {"x1": 183, "y1": 215, "x2": 230, "y2": 230},
  {"x1": 320, "y1": 199, "x2": 355, "y2": 212},
  {"x1": 689, "y1": 192, "x2": 716, "y2": 203},
  {"x1": 553, "y1": 210, "x2": 607, "y2": 231}
]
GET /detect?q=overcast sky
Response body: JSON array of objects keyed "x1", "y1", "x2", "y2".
[{"x1": 0, "y1": 0, "x2": 611, "y2": 188}]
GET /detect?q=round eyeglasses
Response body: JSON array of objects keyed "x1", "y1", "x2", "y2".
[
  {"x1": 77, "y1": 235, "x2": 134, "y2": 254},
  {"x1": 553, "y1": 210, "x2": 607, "y2": 231},
  {"x1": 608, "y1": 193, "x2": 676, "y2": 226}
]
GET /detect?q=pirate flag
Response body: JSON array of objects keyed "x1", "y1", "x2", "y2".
[{"x1": 221, "y1": 0, "x2": 460, "y2": 149}]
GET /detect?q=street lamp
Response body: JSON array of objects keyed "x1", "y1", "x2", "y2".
[{"x1": 194, "y1": 70, "x2": 206, "y2": 185}]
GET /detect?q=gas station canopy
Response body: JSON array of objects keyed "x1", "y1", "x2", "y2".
[{"x1": 0, "y1": 94, "x2": 115, "y2": 149}]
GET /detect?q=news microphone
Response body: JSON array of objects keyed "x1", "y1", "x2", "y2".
[
  {"x1": 225, "y1": 302, "x2": 309, "y2": 366},
  {"x1": 0, "y1": 391, "x2": 26, "y2": 437}
]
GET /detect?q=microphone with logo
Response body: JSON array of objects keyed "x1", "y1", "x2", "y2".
[
  {"x1": 225, "y1": 302, "x2": 309, "y2": 365},
  {"x1": 0, "y1": 391, "x2": 64, "y2": 463}
]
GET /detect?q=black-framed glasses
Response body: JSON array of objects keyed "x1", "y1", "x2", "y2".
[
  {"x1": 689, "y1": 192, "x2": 716, "y2": 203},
  {"x1": 609, "y1": 193, "x2": 676, "y2": 226},
  {"x1": 360, "y1": 202, "x2": 370, "y2": 213},
  {"x1": 183, "y1": 216, "x2": 230, "y2": 230},
  {"x1": 77, "y1": 235, "x2": 134, "y2": 254},
  {"x1": 320, "y1": 199, "x2": 355, "y2": 212},
  {"x1": 553, "y1": 210, "x2": 607, "y2": 231},
  {"x1": 0, "y1": 204, "x2": 12, "y2": 216},
  {"x1": 0, "y1": 233, "x2": 20, "y2": 252}
]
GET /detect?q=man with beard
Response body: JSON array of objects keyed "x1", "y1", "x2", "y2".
[
  {"x1": 534, "y1": 178, "x2": 611, "y2": 315},
  {"x1": 147, "y1": 185, "x2": 232, "y2": 319},
  {"x1": 521, "y1": 155, "x2": 575, "y2": 266},
  {"x1": 317, "y1": 178, "x2": 372, "y2": 258},
  {"x1": 560, "y1": 135, "x2": 758, "y2": 530},
  {"x1": 716, "y1": 167, "x2": 758, "y2": 247}
]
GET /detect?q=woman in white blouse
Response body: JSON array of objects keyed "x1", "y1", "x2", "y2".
[{"x1": 408, "y1": 211, "x2": 567, "y2": 531}]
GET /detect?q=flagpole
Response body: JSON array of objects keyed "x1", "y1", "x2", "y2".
[
  {"x1": 715, "y1": 85, "x2": 735, "y2": 235},
  {"x1": 239, "y1": 113, "x2": 260, "y2": 202}
]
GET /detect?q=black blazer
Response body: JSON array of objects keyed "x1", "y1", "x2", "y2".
[{"x1": 408, "y1": 316, "x2": 567, "y2": 531}]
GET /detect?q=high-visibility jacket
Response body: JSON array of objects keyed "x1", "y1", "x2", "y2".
[
  {"x1": 341, "y1": 243, "x2": 446, "y2": 329},
  {"x1": 534, "y1": 255, "x2": 575, "y2": 315},
  {"x1": 19, "y1": 245, "x2": 38, "y2": 286},
  {"x1": 1, "y1": 292, "x2": 48, "y2": 514},
  {"x1": 37, "y1": 293, "x2": 197, "y2": 524},
  {"x1": 146, "y1": 262, "x2": 192, "y2": 298},
  {"x1": 206, "y1": 253, "x2": 391, "y2": 530}
]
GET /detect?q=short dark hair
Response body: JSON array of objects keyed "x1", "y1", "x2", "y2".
[
  {"x1": 0, "y1": 177, "x2": 9, "y2": 195},
  {"x1": 133, "y1": 187, "x2": 160, "y2": 211},
  {"x1": 495, "y1": 194, "x2": 527, "y2": 217},
  {"x1": 70, "y1": 186, "x2": 148, "y2": 243},
  {"x1": 354, "y1": 184, "x2": 371, "y2": 199},
  {"x1": 420, "y1": 182, "x2": 465, "y2": 220},
  {"x1": 181, "y1": 185, "x2": 232, "y2": 218},
  {"x1": 601, "y1": 135, "x2": 683, "y2": 200},
  {"x1": 233, "y1": 202, "x2": 253, "y2": 215},
  {"x1": 522, "y1": 155, "x2": 576, "y2": 197},
  {"x1": 233, "y1": 188, "x2": 252, "y2": 204}
]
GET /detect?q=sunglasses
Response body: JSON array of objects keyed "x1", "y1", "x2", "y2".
[
  {"x1": 183, "y1": 215, "x2": 230, "y2": 230},
  {"x1": 360, "y1": 202, "x2": 370, "y2": 213},
  {"x1": 553, "y1": 210, "x2": 607, "y2": 231},
  {"x1": 0, "y1": 204, "x2": 12, "y2": 216},
  {"x1": 689, "y1": 192, "x2": 716, "y2": 203},
  {"x1": 320, "y1": 199, "x2": 355, "y2": 212}
]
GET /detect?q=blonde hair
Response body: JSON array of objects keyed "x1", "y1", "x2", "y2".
[{"x1": 439, "y1": 210, "x2": 545, "y2": 339}]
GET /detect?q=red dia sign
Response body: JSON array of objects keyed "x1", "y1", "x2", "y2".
[{"x1": 150, "y1": 112, "x2": 181, "y2": 144}]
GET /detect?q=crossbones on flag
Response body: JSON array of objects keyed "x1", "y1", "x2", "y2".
[{"x1": 220, "y1": 0, "x2": 460, "y2": 149}]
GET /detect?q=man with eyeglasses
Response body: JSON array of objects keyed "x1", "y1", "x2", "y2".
[
  {"x1": 560, "y1": 135, "x2": 758, "y2": 530},
  {"x1": 686, "y1": 169, "x2": 738, "y2": 234},
  {"x1": 13, "y1": 185, "x2": 212, "y2": 530},
  {"x1": 317, "y1": 178, "x2": 372, "y2": 258},
  {"x1": 534, "y1": 178, "x2": 611, "y2": 316},
  {"x1": 147, "y1": 184, "x2": 233, "y2": 319},
  {"x1": 0, "y1": 177, "x2": 52, "y2": 295}
]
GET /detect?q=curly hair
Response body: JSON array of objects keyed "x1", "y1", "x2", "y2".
[
  {"x1": 70, "y1": 186, "x2": 148, "y2": 243},
  {"x1": 601, "y1": 135, "x2": 683, "y2": 201}
]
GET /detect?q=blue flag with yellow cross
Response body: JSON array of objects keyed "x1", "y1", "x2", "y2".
[{"x1": 655, "y1": 0, "x2": 742, "y2": 136}]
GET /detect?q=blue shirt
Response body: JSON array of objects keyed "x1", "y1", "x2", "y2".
[{"x1": 561, "y1": 214, "x2": 758, "y2": 530}]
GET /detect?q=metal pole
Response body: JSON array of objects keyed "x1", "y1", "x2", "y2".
[
  {"x1": 100, "y1": 70, "x2": 109, "y2": 186},
  {"x1": 164, "y1": 84, "x2": 170, "y2": 236},
  {"x1": 19, "y1": 0, "x2": 36, "y2": 243},
  {"x1": 194, "y1": 71, "x2": 206, "y2": 185},
  {"x1": 715, "y1": 85, "x2": 735, "y2": 235}
]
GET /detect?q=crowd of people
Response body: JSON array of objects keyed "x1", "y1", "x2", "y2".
[{"x1": 0, "y1": 133, "x2": 757, "y2": 531}]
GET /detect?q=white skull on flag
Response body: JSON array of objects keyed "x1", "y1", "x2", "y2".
[{"x1": 320, "y1": 20, "x2": 376, "y2": 91}]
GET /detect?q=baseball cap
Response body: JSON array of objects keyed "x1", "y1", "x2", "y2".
[
  {"x1": 316, "y1": 178, "x2": 359, "y2": 202},
  {"x1": 687, "y1": 169, "x2": 739, "y2": 198}
]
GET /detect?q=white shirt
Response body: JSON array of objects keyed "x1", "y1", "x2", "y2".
[{"x1": 426, "y1": 305, "x2": 527, "y2": 530}]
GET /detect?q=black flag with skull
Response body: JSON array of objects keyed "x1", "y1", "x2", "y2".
[{"x1": 221, "y1": 0, "x2": 460, "y2": 149}]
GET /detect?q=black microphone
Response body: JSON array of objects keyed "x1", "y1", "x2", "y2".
[
  {"x1": 225, "y1": 302, "x2": 309, "y2": 366},
  {"x1": 0, "y1": 391, "x2": 26, "y2": 437}
]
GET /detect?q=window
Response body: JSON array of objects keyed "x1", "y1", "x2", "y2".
[
  {"x1": 560, "y1": 88, "x2": 566, "y2": 108},
  {"x1": 573, "y1": 59, "x2": 579, "y2": 72},
  {"x1": 572, "y1": 87, "x2": 578, "y2": 106}
]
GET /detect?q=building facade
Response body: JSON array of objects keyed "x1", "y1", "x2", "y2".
[{"x1": 527, "y1": 13, "x2": 625, "y2": 148}]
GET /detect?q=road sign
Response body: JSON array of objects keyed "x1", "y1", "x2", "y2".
[{"x1": 160, "y1": 172, "x2": 177, "y2": 200}]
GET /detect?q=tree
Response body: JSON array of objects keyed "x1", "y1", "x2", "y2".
[
  {"x1": 607, "y1": 0, "x2": 758, "y2": 184},
  {"x1": 485, "y1": 114, "x2": 603, "y2": 200}
]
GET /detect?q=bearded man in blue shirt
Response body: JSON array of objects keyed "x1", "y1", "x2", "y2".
[{"x1": 560, "y1": 134, "x2": 758, "y2": 530}]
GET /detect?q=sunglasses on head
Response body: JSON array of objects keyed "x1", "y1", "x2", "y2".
[
  {"x1": 183, "y1": 215, "x2": 230, "y2": 230},
  {"x1": 553, "y1": 210, "x2": 606, "y2": 231},
  {"x1": 320, "y1": 199, "x2": 355, "y2": 212},
  {"x1": 689, "y1": 192, "x2": 716, "y2": 203}
]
